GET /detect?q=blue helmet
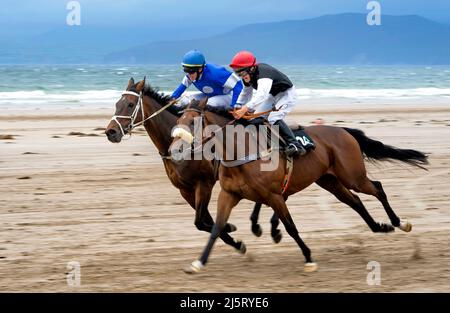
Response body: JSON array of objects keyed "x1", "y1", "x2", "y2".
[{"x1": 182, "y1": 50, "x2": 206, "y2": 67}]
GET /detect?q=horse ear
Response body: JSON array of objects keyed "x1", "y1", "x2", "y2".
[
  {"x1": 136, "y1": 78, "x2": 145, "y2": 92},
  {"x1": 127, "y1": 78, "x2": 134, "y2": 90},
  {"x1": 188, "y1": 98, "x2": 198, "y2": 108},
  {"x1": 198, "y1": 97, "x2": 208, "y2": 110}
]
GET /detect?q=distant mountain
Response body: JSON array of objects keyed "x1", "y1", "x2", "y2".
[
  {"x1": 0, "y1": 22, "x2": 235, "y2": 64},
  {"x1": 105, "y1": 13, "x2": 450, "y2": 65},
  {"x1": 2, "y1": 13, "x2": 450, "y2": 64},
  {"x1": 0, "y1": 27, "x2": 144, "y2": 64}
]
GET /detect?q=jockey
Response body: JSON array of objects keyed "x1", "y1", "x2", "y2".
[
  {"x1": 171, "y1": 50, "x2": 243, "y2": 110},
  {"x1": 229, "y1": 51, "x2": 315, "y2": 157}
]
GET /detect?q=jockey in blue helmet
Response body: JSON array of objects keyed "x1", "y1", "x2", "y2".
[{"x1": 171, "y1": 50, "x2": 243, "y2": 110}]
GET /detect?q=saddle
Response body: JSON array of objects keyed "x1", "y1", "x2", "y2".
[{"x1": 249, "y1": 120, "x2": 315, "y2": 157}]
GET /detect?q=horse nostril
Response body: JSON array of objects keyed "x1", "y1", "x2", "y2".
[{"x1": 106, "y1": 129, "x2": 117, "y2": 137}]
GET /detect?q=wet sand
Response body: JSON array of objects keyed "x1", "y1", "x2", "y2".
[{"x1": 0, "y1": 103, "x2": 449, "y2": 292}]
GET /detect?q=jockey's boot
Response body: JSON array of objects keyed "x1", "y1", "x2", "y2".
[{"x1": 274, "y1": 120, "x2": 306, "y2": 157}]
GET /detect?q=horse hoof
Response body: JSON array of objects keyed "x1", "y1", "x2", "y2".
[
  {"x1": 378, "y1": 223, "x2": 395, "y2": 233},
  {"x1": 399, "y1": 220, "x2": 412, "y2": 232},
  {"x1": 183, "y1": 260, "x2": 204, "y2": 274},
  {"x1": 272, "y1": 231, "x2": 282, "y2": 244},
  {"x1": 304, "y1": 262, "x2": 318, "y2": 273},
  {"x1": 252, "y1": 225, "x2": 263, "y2": 237},
  {"x1": 384, "y1": 224, "x2": 395, "y2": 233},
  {"x1": 227, "y1": 224, "x2": 237, "y2": 233},
  {"x1": 238, "y1": 241, "x2": 247, "y2": 254}
]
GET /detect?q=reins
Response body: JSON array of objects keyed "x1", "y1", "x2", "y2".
[
  {"x1": 182, "y1": 108, "x2": 238, "y2": 150},
  {"x1": 183, "y1": 104, "x2": 283, "y2": 148},
  {"x1": 110, "y1": 90, "x2": 178, "y2": 137}
]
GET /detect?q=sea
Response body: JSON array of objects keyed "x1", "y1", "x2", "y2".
[{"x1": 1, "y1": 64, "x2": 449, "y2": 110}]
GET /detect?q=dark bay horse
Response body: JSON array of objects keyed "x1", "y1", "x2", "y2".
[
  {"x1": 172, "y1": 99, "x2": 428, "y2": 273},
  {"x1": 105, "y1": 77, "x2": 269, "y2": 255}
]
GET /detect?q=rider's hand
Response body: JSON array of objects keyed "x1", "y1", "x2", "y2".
[{"x1": 232, "y1": 105, "x2": 249, "y2": 119}]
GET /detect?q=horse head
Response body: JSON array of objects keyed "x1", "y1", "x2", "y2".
[
  {"x1": 171, "y1": 97, "x2": 209, "y2": 145},
  {"x1": 105, "y1": 77, "x2": 146, "y2": 143}
]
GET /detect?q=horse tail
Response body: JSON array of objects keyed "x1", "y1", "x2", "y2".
[{"x1": 343, "y1": 127, "x2": 429, "y2": 169}]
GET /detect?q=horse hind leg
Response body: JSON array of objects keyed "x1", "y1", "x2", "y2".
[
  {"x1": 365, "y1": 180, "x2": 412, "y2": 232},
  {"x1": 248, "y1": 127, "x2": 282, "y2": 242},
  {"x1": 250, "y1": 203, "x2": 263, "y2": 237},
  {"x1": 270, "y1": 212, "x2": 282, "y2": 243},
  {"x1": 316, "y1": 174, "x2": 395, "y2": 233},
  {"x1": 250, "y1": 203, "x2": 282, "y2": 242}
]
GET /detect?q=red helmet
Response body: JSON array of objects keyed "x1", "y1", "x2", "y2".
[{"x1": 229, "y1": 51, "x2": 257, "y2": 69}]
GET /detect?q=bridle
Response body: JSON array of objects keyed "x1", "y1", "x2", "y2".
[
  {"x1": 110, "y1": 90, "x2": 177, "y2": 137},
  {"x1": 110, "y1": 90, "x2": 146, "y2": 137}
]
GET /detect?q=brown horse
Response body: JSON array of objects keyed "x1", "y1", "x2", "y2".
[
  {"x1": 172, "y1": 99, "x2": 428, "y2": 273},
  {"x1": 105, "y1": 77, "x2": 271, "y2": 255}
]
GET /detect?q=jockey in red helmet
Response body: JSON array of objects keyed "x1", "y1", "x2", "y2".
[{"x1": 229, "y1": 51, "x2": 315, "y2": 157}]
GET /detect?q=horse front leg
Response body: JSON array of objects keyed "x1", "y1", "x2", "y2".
[
  {"x1": 184, "y1": 190, "x2": 241, "y2": 274},
  {"x1": 193, "y1": 184, "x2": 244, "y2": 254},
  {"x1": 267, "y1": 193, "x2": 317, "y2": 272}
]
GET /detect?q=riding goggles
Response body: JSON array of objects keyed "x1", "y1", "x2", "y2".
[
  {"x1": 234, "y1": 67, "x2": 251, "y2": 77},
  {"x1": 183, "y1": 66, "x2": 201, "y2": 74}
]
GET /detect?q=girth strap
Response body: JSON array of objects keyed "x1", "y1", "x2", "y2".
[{"x1": 281, "y1": 156, "x2": 294, "y2": 195}]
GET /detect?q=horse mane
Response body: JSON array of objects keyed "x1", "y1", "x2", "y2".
[
  {"x1": 130, "y1": 83, "x2": 183, "y2": 116},
  {"x1": 188, "y1": 99, "x2": 236, "y2": 120},
  {"x1": 188, "y1": 100, "x2": 258, "y2": 127},
  {"x1": 205, "y1": 105, "x2": 254, "y2": 126},
  {"x1": 205, "y1": 105, "x2": 235, "y2": 120}
]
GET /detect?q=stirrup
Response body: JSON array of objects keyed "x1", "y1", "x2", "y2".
[
  {"x1": 285, "y1": 143, "x2": 306, "y2": 157},
  {"x1": 305, "y1": 140, "x2": 316, "y2": 151}
]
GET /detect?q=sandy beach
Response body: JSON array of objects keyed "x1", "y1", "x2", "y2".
[{"x1": 0, "y1": 103, "x2": 449, "y2": 292}]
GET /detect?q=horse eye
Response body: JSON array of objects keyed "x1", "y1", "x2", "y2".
[{"x1": 128, "y1": 102, "x2": 134, "y2": 108}]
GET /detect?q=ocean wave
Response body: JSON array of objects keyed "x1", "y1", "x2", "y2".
[
  {"x1": 0, "y1": 88, "x2": 449, "y2": 109},
  {"x1": 296, "y1": 88, "x2": 450, "y2": 99},
  {"x1": 0, "y1": 90, "x2": 124, "y2": 108},
  {"x1": 0, "y1": 90, "x2": 122, "y2": 101}
]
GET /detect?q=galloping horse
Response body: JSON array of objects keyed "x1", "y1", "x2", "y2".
[
  {"x1": 105, "y1": 77, "x2": 272, "y2": 255},
  {"x1": 172, "y1": 98, "x2": 428, "y2": 273}
]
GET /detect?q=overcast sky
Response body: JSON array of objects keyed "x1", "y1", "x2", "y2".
[{"x1": 1, "y1": 0, "x2": 449, "y2": 37}]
